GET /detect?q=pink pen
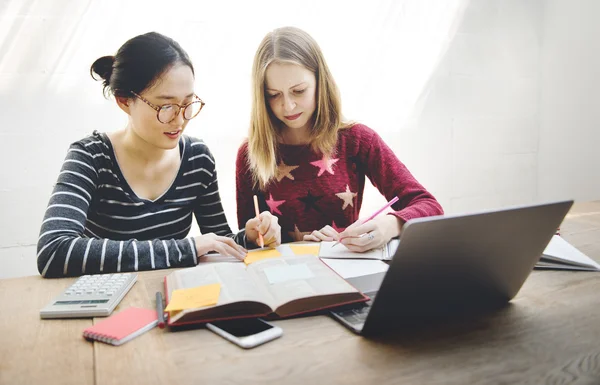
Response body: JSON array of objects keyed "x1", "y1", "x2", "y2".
[{"x1": 332, "y1": 196, "x2": 399, "y2": 247}]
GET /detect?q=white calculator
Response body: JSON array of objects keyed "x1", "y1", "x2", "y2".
[{"x1": 40, "y1": 273, "x2": 138, "y2": 319}]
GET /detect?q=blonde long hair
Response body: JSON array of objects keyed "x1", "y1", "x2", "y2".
[{"x1": 248, "y1": 26, "x2": 349, "y2": 190}]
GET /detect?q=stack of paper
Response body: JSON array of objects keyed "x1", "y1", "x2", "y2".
[{"x1": 537, "y1": 235, "x2": 600, "y2": 271}]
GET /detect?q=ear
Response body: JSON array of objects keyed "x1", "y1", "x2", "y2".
[{"x1": 115, "y1": 96, "x2": 132, "y2": 115}]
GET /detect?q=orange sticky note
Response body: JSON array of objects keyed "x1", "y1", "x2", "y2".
[
  {"x1": 289, "y1": 245, "x2": 321, "y2": 256},
  {"x1": 164, "y1": 283, "x2": 221, "y2": 316},
  {"x1": 244, "y1": 249, "x2": 282, "y2": 265}
]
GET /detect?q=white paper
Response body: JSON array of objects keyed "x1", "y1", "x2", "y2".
[
  {"x1": 273, "y1": 244, "x2": 296, "y2": 256},
  {"x1": 263, "y1": 263, "x2": 315, "y2": 284},
  {"x1": 541, "y1": 235, "x2": 600, "y2": 270},
  {"x1": 318, "y1": 241, "x2": 386, "y2": 259},
  {"x1": 386, "y1": 239, "x2": 400, "y2": 260},
  {"x1": 320, "y1": 258, "x2": 389, "y2": 279}
]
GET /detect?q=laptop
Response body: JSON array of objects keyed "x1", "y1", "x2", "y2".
[{"x1": 330, "y1": 200, "x2": 573, "y2": 336}]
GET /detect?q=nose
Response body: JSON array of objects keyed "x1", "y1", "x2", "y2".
[
  {"x1": 171, "y1": 107, "x2": 185, "y2": 127},
  {"x1": 282, "y1": 95, "x2": 296, "y2": 113}
]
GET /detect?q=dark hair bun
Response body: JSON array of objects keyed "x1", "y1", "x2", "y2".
[
  {"x1": 90, "y1": 32, "x2": 194, "y2": 99},
  {"x1": 90, "y1": 55, "x2": 115, "y2": 82}
]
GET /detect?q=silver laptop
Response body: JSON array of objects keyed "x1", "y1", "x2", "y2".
[{"x1": 330, "y1": 200, "x2": 573, "y2": 336}]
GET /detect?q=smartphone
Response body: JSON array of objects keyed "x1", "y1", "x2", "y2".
[{"x1": 206, "y1": 318, "x2": 282, "y2": 349}]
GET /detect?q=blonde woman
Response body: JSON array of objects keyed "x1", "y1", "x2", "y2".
[{"x1": 236, "y1": 26, "x2": 443, "y2": 253}]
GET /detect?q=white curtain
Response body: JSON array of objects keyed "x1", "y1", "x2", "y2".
[{"x1": 0, "y1": 0, "x2": 467, "y2": 236}]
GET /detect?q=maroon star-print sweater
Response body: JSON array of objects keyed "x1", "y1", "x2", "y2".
[{"x1": 236, "y1": 124, "x2": 444, "y2": 243}]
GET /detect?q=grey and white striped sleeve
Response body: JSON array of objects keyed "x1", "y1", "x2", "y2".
[
  {"x1": 192, "y1": 152, "x2": 246, "y2": 248},
  {"x1": 37, "y1": 142, "x2": 198, "y2": 278}
]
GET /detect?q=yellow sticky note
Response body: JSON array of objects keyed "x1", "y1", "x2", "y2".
[
  {"x1": 289, "y1": 244, "x2": 321, "y2": 256},
  {"x1": 244, "y1": 248, "x2": 282, "y2": 265},
  {"x1": 165, "y1": 283, "x2": 221, "y2": 316}
]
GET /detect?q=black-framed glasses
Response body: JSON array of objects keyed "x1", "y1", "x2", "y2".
[{"x1": 131, "y1": 91, "x2": 206, "y2": 124}]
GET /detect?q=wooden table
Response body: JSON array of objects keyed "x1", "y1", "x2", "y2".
[{"x1": 2, "y1": 202, "x2": 600, "y2": 385}]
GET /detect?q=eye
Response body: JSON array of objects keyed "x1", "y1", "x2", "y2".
[
  {"x1": 161, "y1": 105, "x2": 175, "y2": 111},
  {"x1": 293, "y1": 88, "x2": 306, "y2": 95},
  {"x1": 267, "y1": 93, "x2": 280, "y2": 99}
]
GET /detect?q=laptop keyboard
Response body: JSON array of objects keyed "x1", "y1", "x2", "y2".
[{"x1": 334, "y1": 292, "x2": 377, "y2": 325}]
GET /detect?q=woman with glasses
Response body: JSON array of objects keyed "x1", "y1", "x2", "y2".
[
  {"x1": 38, "y1": 32, "x2": 280, "y2": 278},
  {"x1": 236, "y1": 27, "x2": 442, "y2": 253}
]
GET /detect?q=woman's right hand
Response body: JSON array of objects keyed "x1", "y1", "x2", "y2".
[{"x1": 194, "y1": 233, "x2": 247, "y2": 261}]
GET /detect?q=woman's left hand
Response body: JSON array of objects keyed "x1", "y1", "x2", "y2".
[{"x1": 338, "y1": 215, "x2": 403, "y2": 252}]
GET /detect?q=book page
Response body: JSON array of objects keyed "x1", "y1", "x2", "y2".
[
  {"x1": 172, "y1": 262, "x2": 275, "y2": 308},
  {"x1": 246, "y1": 255, "x2": 358, "y2": 310},
  {"x1": 535, "y1": 260, "x2": 600, "y2": 271}
]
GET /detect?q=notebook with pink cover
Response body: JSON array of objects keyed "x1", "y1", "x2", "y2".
[{"x1": 83, "y1": 307, "x2": 158, "y2": 346}]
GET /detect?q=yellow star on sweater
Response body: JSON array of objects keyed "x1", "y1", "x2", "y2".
[
  {"x1": 276, "y1": 161, "x2": 299, "y2": 182},
  {"x1": 335, "y1": 185, "x2": 357, "y2": 210}
]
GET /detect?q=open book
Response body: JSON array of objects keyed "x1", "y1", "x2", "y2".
[
  {"x1": 536, "y1": 235, "x2": 600, "y2": 271},
  {"x1": 318, "y1": 239, "x2": 400, "y2": 260},
  {"x1": 164, "y1": 255, "x2": 368, "y2": 326}
]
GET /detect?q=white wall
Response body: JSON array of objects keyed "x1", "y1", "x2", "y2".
[
  {"x1": 1, "y1": 0, "x2": 598, "y2": 279},
  {"x1": 396, "y1": 0, "x2": 542, "y2": 214},
  {"x1": 538, "y1": 0, "x2": 600, "y2": 202}
]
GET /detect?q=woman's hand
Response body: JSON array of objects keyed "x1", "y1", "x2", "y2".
[
  {"x1": 193, "y1": 233, "x2": 247, "y2": 261},
  {"x1": 303, "y1": 225, "x2": 340, "y2": 242},
  {"x1": 338, "y1": 215, "x2": 403, "y2": 252},
  {"x1": 245, "y1": 211, "x2": 281, "y2": 247}
]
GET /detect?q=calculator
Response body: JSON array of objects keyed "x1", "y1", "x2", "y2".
[{"x1": 40, "y1": 273, "x2": 138, "y2": 319}]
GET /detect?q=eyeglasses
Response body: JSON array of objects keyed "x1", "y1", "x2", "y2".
[{"x1": 130, "y1": 91, "x2": 205, "y2": 124}]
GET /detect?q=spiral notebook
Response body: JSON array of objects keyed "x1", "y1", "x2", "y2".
[{"x1": 83, "y1": 307, "x2": 158, "y2": 346}]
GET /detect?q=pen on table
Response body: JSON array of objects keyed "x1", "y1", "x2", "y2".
[
  {"x1": 253, "y1": 195, "x2": 265, "y2": 248},
  {"x1": 333, "y1": 196, "x2": 400, "y2": 248},
  {"x1": 156, "y1": 291, "x2": 166, "y2": 329}
]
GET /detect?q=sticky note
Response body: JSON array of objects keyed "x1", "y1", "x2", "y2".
[
  {"x1": 244, "y1": 248, "x2": 282, "y2": 265},
  {"x1": 264, "y1": 264, "x2": 315, "y2": 284},
  {"x1": 164, "y1": 283, "x2": 221, "y2": 316},
  {"x1": 289, "y1": 244, "x2": 321, "y2": 256}
]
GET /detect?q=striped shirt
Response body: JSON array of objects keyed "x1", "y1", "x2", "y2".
[{"x1": 37, "y1": 131, "x2": 245, "y2": 278}]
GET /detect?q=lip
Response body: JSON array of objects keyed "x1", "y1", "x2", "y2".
[
  {"x1": 284, "y1": 113, "x2": 302, "y2": 121},
  {"x1": 164, "y1": 130, "x2": 181, "y2": 139}
]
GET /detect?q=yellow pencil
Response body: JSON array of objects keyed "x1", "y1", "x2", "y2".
[{"x1": 253, "y1": 195, "x2": 264, "y2": 248}]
